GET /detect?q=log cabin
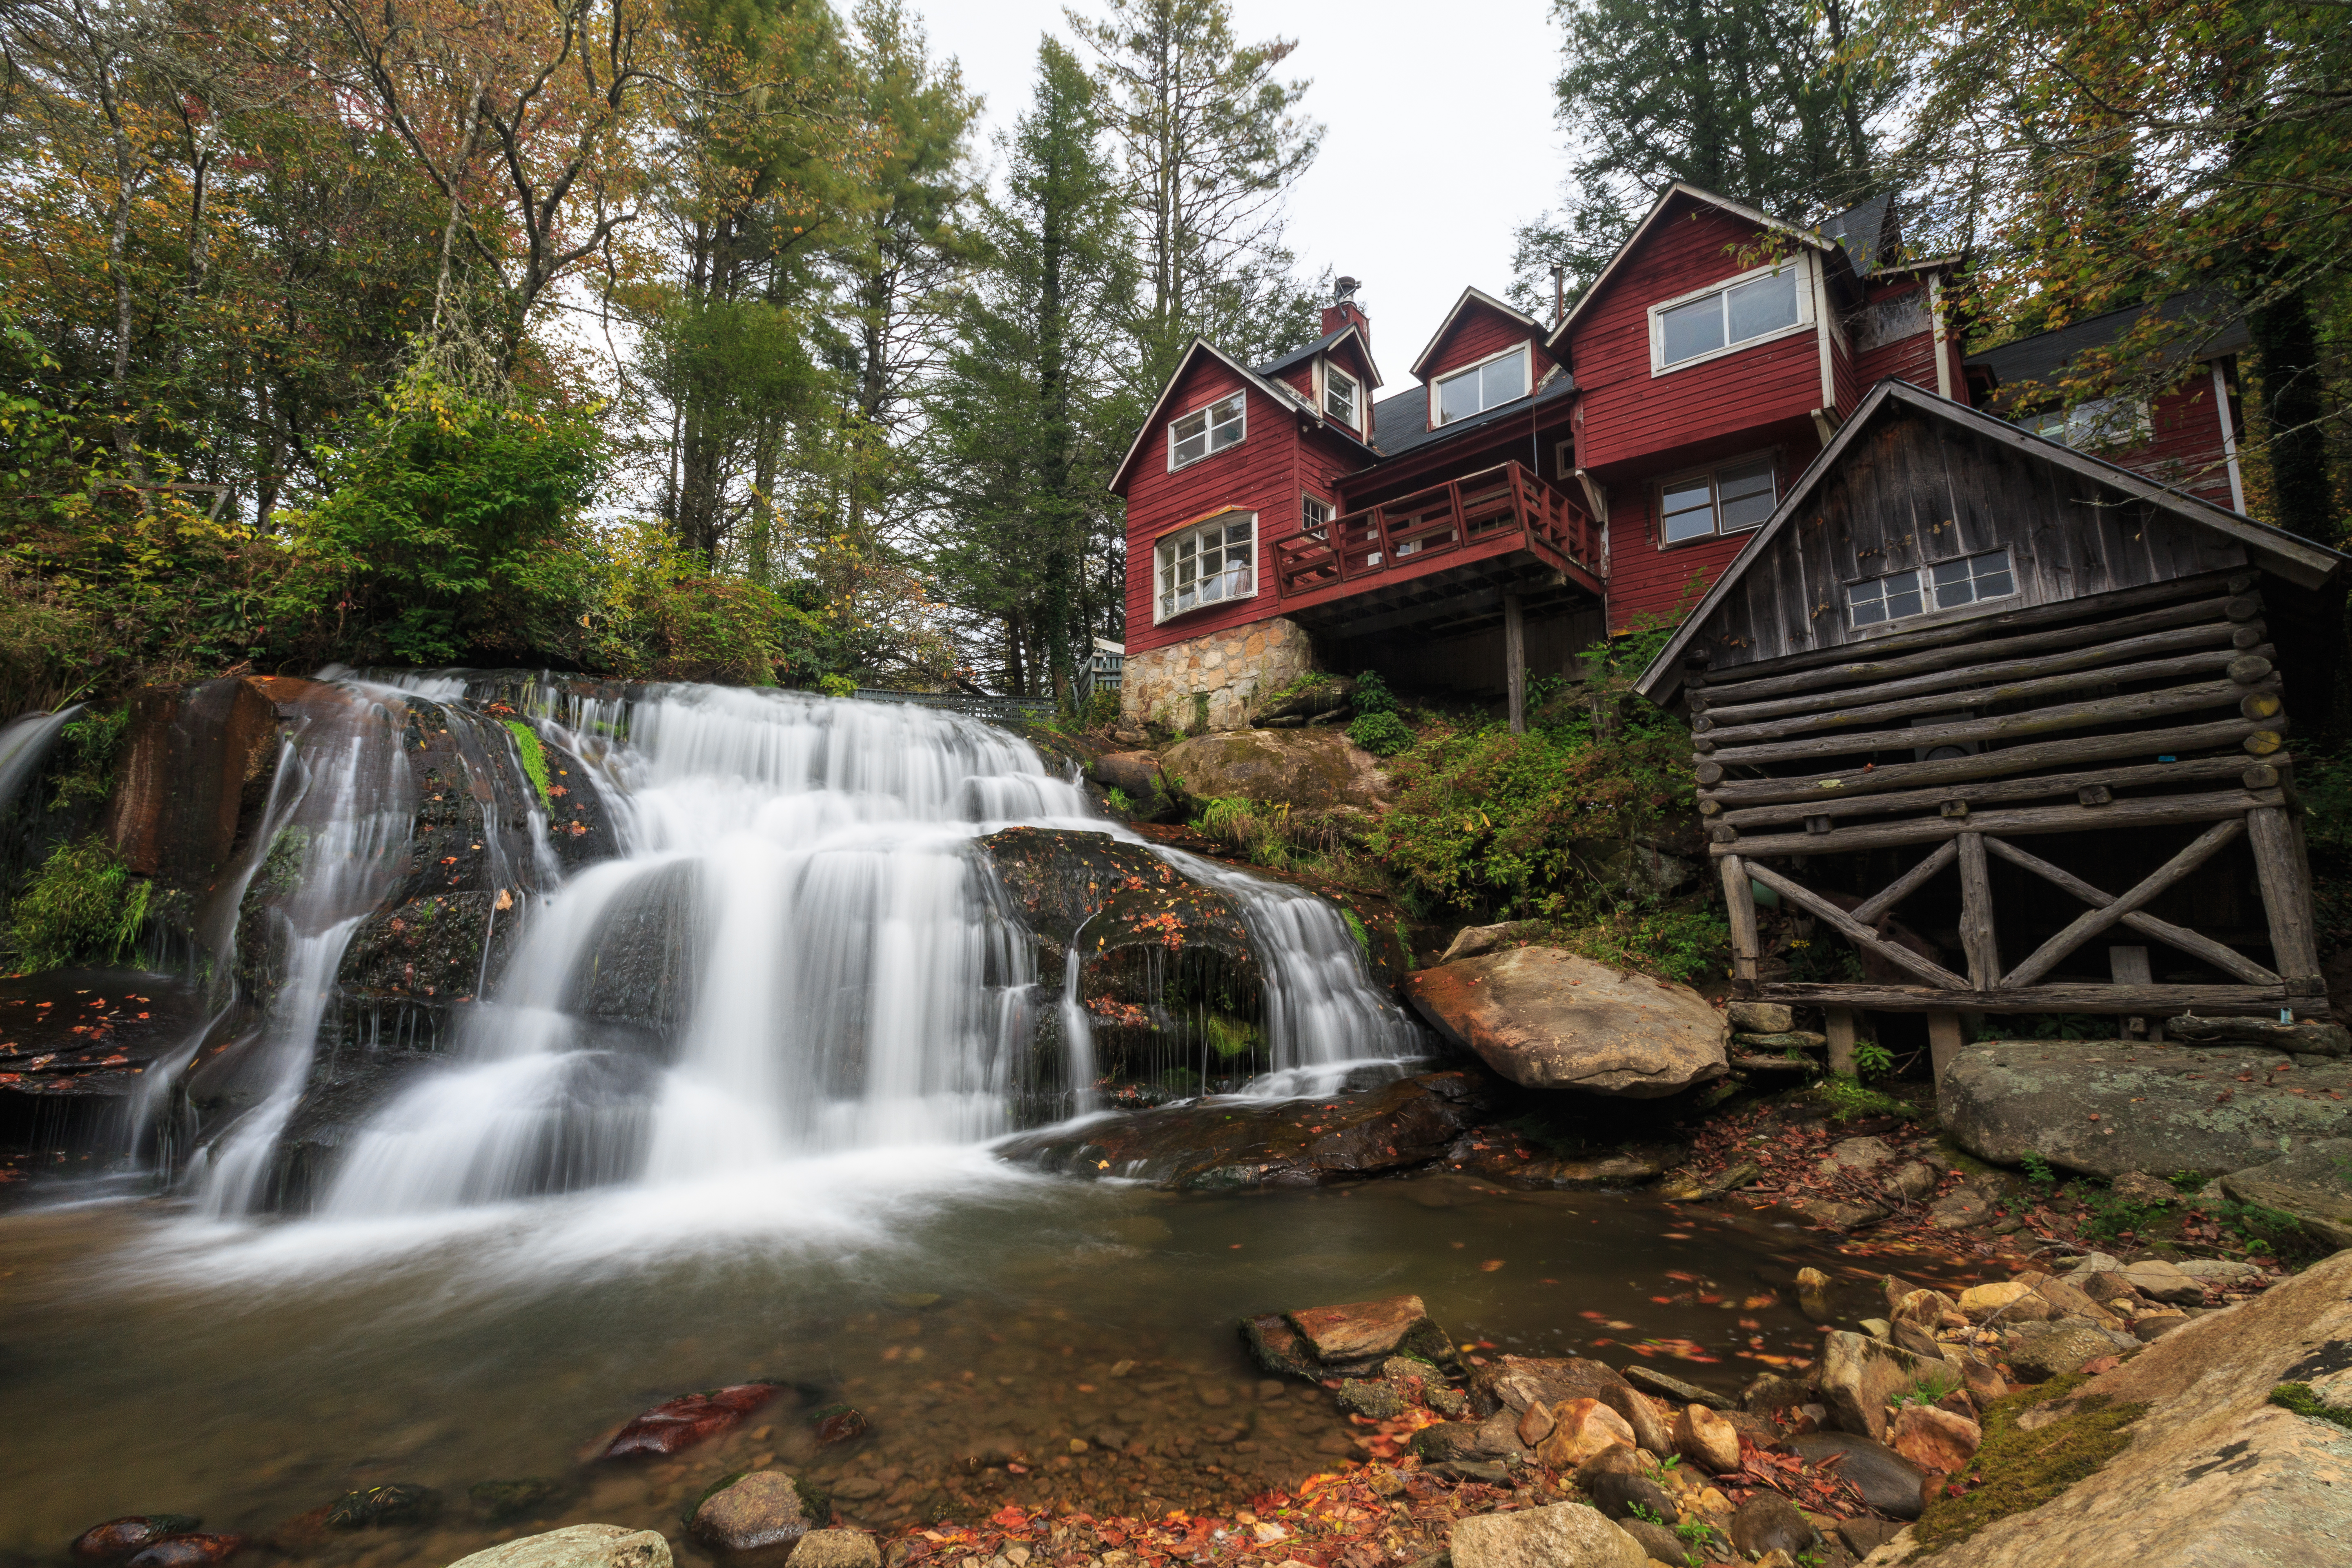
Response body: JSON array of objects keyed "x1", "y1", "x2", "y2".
[
  {"x1": 1110, "y1": 183, "x2": 2257, "y2": 739},
  {"x1": 1630, "y1": 379, "x2": 2348, "y2": 1077}
]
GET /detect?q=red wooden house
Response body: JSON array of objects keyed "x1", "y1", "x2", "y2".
[{"x1": 1108, "y1": 183, "x2": 2250, "y2": 734}]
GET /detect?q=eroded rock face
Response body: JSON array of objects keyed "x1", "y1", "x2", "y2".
[
  {"x1": 1402, "y1": 948, "x2": 1727, "y2": 1098},
  {"x1": 106, "y1": 677, "x2": 283, "y2": 882},
  {"x1": 2222, "y1": 1138, "x2": 2352, "y2": 1250},
  {"x1": 1942, "y1": 1042, "x2": 2352, "y2": 1178},
  {"x1": 0, "y1": 969, "x2": 206, "y2": 1148},
  {"x1": 1157, "y1": 729, "x2": 1390, "y2": 814}
]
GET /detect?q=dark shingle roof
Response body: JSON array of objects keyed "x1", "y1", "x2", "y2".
[
  {"x1": 1820, "y1": 193, "x2": 1896, "y2": 277},
  {"x1": 1253, "y1": 327, "x2": 1351, "y2": 380},
  {"x1": 1368, "y1": 371, "x2": 1577, "y2": 459},
  {"x1": 1967, "y1": 292, "x2": 2250, "y2": 389}
]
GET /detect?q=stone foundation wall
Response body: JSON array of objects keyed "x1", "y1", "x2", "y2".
[{"x1": 1121, "y1": 617, "x2": 1316, "y2": 734}]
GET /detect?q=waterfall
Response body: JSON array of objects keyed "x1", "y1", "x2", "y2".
[
  {"x1": 0, "y1": 706, "x2": 80, "y2": 819},
  {"x1": 170, "y1": 678, "x2": 1417, "y2": 1221}
]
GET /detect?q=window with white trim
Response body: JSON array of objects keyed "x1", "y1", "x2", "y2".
[
  {"x1": 1847, "y1": 548, "x2": 2016, "y2": 628},
  {"x1": 1658, "y1": 456, "x2": 1777, "y2": 545},
  {"x1": 1155, "y1": 512, "x2": 1256, "y2": 622},
  {"x1": 1168, "y1": 393, "x2": 1245, "y2": 469},
  {"x1": 1301, "y1": 493, "x2": 1332, "y2": 539},
  {"x1": 1324, "y1": 365, "x2": 1359, "y2": 428},
  {"x1": 1652, "y1": 264, "x2": 1804, "y2": 370},
  {"x1": 2021, "y1": 396, "x2": 2150, "y2": 451},
  {"x1": 1432, "y1": 346, "x2": 1528, "y2": 425}
]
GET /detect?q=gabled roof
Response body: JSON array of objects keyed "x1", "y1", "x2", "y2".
[
  {"x1": 1255, "y1": 323, "x2": 1382, "y2": 388},
  {"x1": 1820, "y1": 192, "x2": 1896, "y2": 278},
  {"x1": 1632, "y1": 378, "x2": 2348, "y2": 705},
  {"x1": 1966, "y1": 291, "x2": 2250, "y2": 392},
  {"x1": 1544, "y1": 182, "x2": 1842, "y2": 356},
  {"x1": 1370, "y1": 369, "x2": 1576, "y2": 460},
  {"x1": 1109, "y1": 338, "x2": 1365, "y2": 493},
  {"x1": 1408, "y1": 287, "x2": 1546, "y2": 381}
]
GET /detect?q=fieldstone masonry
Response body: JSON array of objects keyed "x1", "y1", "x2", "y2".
[{"x1": 1120, "y1": 616, "x2": 1315, "y2": 733}]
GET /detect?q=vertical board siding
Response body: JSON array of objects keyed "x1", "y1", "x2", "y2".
[{"x1": 1420, "y1": 304, "x2": 1542, "y2": 386}]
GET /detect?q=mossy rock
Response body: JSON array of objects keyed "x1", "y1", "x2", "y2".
[{"x1": 1907, "y1": 1372, "x2": 2148, "y2": 1555}]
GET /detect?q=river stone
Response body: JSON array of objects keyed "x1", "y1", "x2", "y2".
[
  {"x1": 1472, "y1": 1356, "x2": 1669, "y2": 1454},
  {"x1": 1441, "y1": 922, "x2": 1544, "y2": 962},
  {"x1": 1289, "y1": 1294, "x2": 1437, "y2": 1362},
  {"x1": 1623, "y1": 1365, "x2": 1735, "y2": 1411},
  {"x1": 1672, "y1": 1403, "x2": 1740, "y2": 1473},
  {"x1": 1728, "y1": 1493, "x2": 1814, "y2": 1559},
  {"x1": 2165, "y1": 1014, "x2": 2351, "y2": 1056},
  {"x1": 1617, "y1": 1519, "x2": 1684, "y2": 1565},
  {"x1": 2004, "y1": 1320, "x2": 2138, "y2": 1383},
  {"x1": 1401, "y1": 948, "x2": 1728, "y2": 1097},
  {"x1": 2221, "y1": 1137, "x2": 2352, "y2": 1249},
  {"x1": 74, "y1": 1521, "x2": 204, "y2": 1566},
  {"x1": 1536, "y1": 1398, "x2": 1636, "y2": 1468},
  {"x1": 1941, "y1": 1042, "x2": 2352, "y2": 1178},
  {"x1": 1087, "y1": 752, "x2": 1178, "y2": 819},
  {"x1": 1890, "y1": 1405, "x2": 1981, "y2": 1475},
  {"x1": 1448, "y1": 1502, "x2": 1648, "y2": 1568},
  {"x1": 1929, "y1": 1186, "x2": 1996, "y2": 1229},
  {"x1": 1819, "y1": 1332, "x2": 1940, "y2": 1441},
  {"x1": 1726, "y1": 1001, "x2": 1794, "y2": 1033},
  {"x1": 121, "y1": 1539, "x2": 245, "y2": 1568},
  {"x1": 1785, "y1": 1432, "x2": 1930, "y2": 1519},
  {"x1": 446, "y1": 1526, "x2": 671, "y2": 1568},
  {"x1": 786, "y1": 1532, "x2": 879, "y2": 1568},
  {"x1": 688, "y1": 1472, "x2": 819, "y2": 1553},
  {"x1": 601, "y1": 1385, "x2": 780, "y2": 1459},
  {"x1": 1158, "y1": 729, "x2": 1390, "y2": 813},
  {"x1": 1585, "y1": 1465, "x2": 1677, "y2": 1525}
]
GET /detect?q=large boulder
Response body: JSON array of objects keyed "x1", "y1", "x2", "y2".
[
  {"x1": 105, "y1": 676, "x2": 283, "y2": 882},
  {"x1": 1818, "y1": 1331, "x2": 1944, "y2": 1441},
  {"x1": 1940, "y1": 1041, "x2": 2352, "y2": 1178},
  {"x1": 445, "y1": 1527, "x2": 670, "y2": 1568},
  {"x1": 1087, "y1": 752, "x2": 1179, "y2": 820},
  {"x1": 2221, "y1": 1138, "x2": 2352, "y2": 1250},
  {"x1": 1447, "y1": 1502, "x2": 1648, "y2": 1568},
  {"x1": 1401, "y1": 947, "x2": 1727, "y2": 1098},
  {"x1": 1241, "y1": 1293, "x2": 1457, "y2": 1381},
  {"x1": 1892, "y1": 1246, "x2": 2352, "y2": 1566},
  {"x1": 1158, "y1": 729, "x2": 1390, "y2": 813}
]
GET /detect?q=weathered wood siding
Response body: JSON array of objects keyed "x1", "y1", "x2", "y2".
[
  {"x1": 1420, "y1": 301, "x2": 1540, "y2": 389},
  {"x1": 1693, "y1": 403, "x2": 2248, "y2": 672}
]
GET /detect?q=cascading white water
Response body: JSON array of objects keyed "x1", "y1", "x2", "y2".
[
  {"x1": 0, "y1": 706, "x2": 80, "y2": 818},
  {"x1": 301, "y1": 682, "x2": 1418, "y2": 1219}
]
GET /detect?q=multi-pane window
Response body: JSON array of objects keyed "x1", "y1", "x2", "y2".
[
  {"x1": 1325, "y1": 367, "x2": 1359, "y2": 428},
  {"x1": 1848, "y1": 548, "x2": 2016, "y2": 628},
  {"x1": 1156, "y1": 512, "x2": 1256, "y2": 622},
  {"x1": 2022, "y1": 396, "x2": 2150, "y2": 451},
  {"x1": 1655, "y1": 265, "x2": 1802, "y2": 368},
  {"x1": 1433, "y1": 347, "x2": 1529, "y2": 425},
  {"x1": 1169, "y1": 393, "x2": 1245, "y2": 469},
  {"x1": 1659, "y1": 457, "x2": 1777, "y2": 544},
  {"x1": 1301, "y1": 493, "x2": 1333, "y2": 539}
]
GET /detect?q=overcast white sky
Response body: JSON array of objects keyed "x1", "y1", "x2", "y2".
[{"x1": 915, "y1": 0, "x2": 1570, "y2": 389}]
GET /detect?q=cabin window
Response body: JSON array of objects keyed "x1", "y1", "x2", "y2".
[
  {"x1": 1324, "y1": 366, "x2": 1359, "y2": 428},
  {"x1": 1651, "y1": 263, "x2": 1806, "y2": 371},
  {"x1": 1169, "y1": 393, "x2": 1245, "y2": 469},
  {"x1": 1432, "y1": 346, "x2": 1529, "y2": 425},
  {"x1": 1848, "y1": 548, "x2": 2015, "y2": 627},
  {"x1": 2021, "y1": 395, "x2": 2150, "y2": 451},
  {"x1": 1657, "y1": 456, "x2": 1777, "y2": 545},
  {"x1": 1156, "y1": 511, "x2": 1256, "y2": 622},
  {"x1": 1301, "y1": 493, "x2": 1333, "y2": 539}
]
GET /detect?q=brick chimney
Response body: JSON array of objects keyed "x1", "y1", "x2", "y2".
[{"x1": 1321, "y1": 276, "x2": 1368, "y2": 353}]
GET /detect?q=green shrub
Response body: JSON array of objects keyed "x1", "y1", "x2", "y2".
[
  {"x1": 1104, "y1": 786, "x2": 1135, "y2": 813},
  {"x1": 49, "y1": 704, "x2": 128, "y2": 810},
  {"x1": 820, "y1": 673, "x2": 857, "y2": 698},
  {"x1": 1352, "y1": 669, "x2": 1396, "y2": 714},
  {"x1": 8, "y1": 836, "x2": 149, "y2": 969},
  {"x1": 1552, "y1": 906, "x2": 1729, "y2": 985},
  {"x1": 1852, "y1": 1039, "x2": 1895, "y2": 1080},
  {"x1": 1348, "y1": 710, "x2": 1413, "y2": 755}
]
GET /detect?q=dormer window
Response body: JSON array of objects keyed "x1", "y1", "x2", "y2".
[
  {"x1": 1324, "y1": 365, "x2": 1359, "y2": 428},
  {"x1": 1169, "y1": 392, "x2": 1245, "y2": 470},
  {"x1": 1650, "y1": 262, "x2": 1808, "y2": 372},
  {"x1": 1433, "y1": 345, "x2": 1528, "y2": 425}
]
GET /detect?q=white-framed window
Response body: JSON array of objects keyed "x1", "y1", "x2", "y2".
[
  {"x1": 1431, "y1": 345, "x2": 1529, "y2": 426},
  {"x1": 2021, "y1": 395, "x2": 2150, "y2": 451},
  {"x1": 1650, "y1": 261, "x2": 1809, "y2": 373},
  {"x1": 1155, "y1": 510, "x2": 1256, "y2": 623},
  {"x1": 1323, "y1": 365, "x2": 1359, "y2": 429},
  {"x1": 1168, "y1": 392, "x2": 1245, "y2": 470},
  {"x1": 1848, "y1": 547, "x2": 2016, "y2": 628},
  {"x1": 1657, "y1": 455, "x2": 1777, "y2": 545},
  {"x1": 1301, "y1": 492, "x2": 1333, "y2": 539}
]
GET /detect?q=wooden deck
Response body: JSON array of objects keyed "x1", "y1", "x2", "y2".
[{"x1": 1268, "y1": 463, "x2": 1604, "y2": 629}]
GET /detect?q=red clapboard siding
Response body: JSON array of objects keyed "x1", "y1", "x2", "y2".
[
  {"x1": 1329, "y1": 338, "x2": 1379, "y2": 392},
  {"x1": 2100, "y1": 377, "x2": 2240, "y2": 510},
  {"x1": 1569, "y1": 202, "x2": 1826, "y2": 470},
  {"x1": 1606, "y1": 489, "x2": 1752, "y2": 631},
  {"x1": 1123, "y1": 361, "x2": 1307, "y2": 655},
  {"x1": 1421, "y1": 304, "x2": 1540, "y2": 385},
  {"x1": 1277, "y1": 361, "x2": 1315, "y2": 400}
]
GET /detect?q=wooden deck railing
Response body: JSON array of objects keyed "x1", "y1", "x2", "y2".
[{"x1": 1270, "y1": 461, "x2": 1601, "y2": 601}]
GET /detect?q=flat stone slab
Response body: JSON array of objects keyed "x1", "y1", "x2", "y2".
[
  {"x1": 1287, "y1": 1295, "x2": 1427, "y2": 1361},
  {"x1": 1401, "y1": 947, "x2": 1727, "y2": 1098},
  {"x1": 448, "y1": 1527, "x2": 670, "y2": 1568},
  {"x1": 1940, "y1": 1042, "x2": 2352, "y2": 1179},
  {"x1": 2223, "y1": 1138, "x2": 2352, "y2": 1250}
]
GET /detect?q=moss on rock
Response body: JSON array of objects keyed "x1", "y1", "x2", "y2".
[{"x1": 1907, "y1": 1372, "x2": 2148, "y2": 1556}]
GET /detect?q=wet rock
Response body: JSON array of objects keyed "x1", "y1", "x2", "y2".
[
  {"x1": 689, "y1": 1472, "x2": 820, "y2": 1553},
  {"x1": 1741, "y1": 1373, "x2": 1815, "y2": 1418},
  {"x1": 1942, "y1": 1042, "x2": 2352, "y2": 1178},
  {"x1": 1617, "y1": 1519, "x2": 1684, "y2": 1565},
  {"x1": 2221, "y1": 1136, "x2": 2352, "y2": 1250},
  {"x1": 1453, "y1": 1138, "x2": 1692, "y2": 1190},
  {"x1": 1728, "y1": 1494, "x2": 1813, "y2": 1559},
  {"x1": 1794, "y1": 1267, "x2": 1833, "y2": 1322},
  {"x1": 2019, "y1": 1272, "x2": 2126, "y2": 1330},
  {"x1": 1244, "y1": 1294, "x2": 1457, "y2": 1381},
  {"x1": 0, "y1": 969, "x2": 208, "y2": 1147},
  {"x1": 787, "y1": 1531, "x2": 881, "y2": 1568},
  {"x1": 2109, "y1": 1170, "x2": 2180, "y2": 1206},
  {"x1": 326, "y1": 1483, "x2": 440, "y2": 1528},
  {"x1": 445, "y1": 1525, "x2": 671, "y2": 1568},
  {"x1": 1337, "y1": 1379, "x2": 1408, "y2": 1418},
  {"x1": 1431, "y1": 1459, "x2": 1510, "y2": 1485},
  {"x1": 2113, "y1": 1258, "x2": 2205, "y2": 1307},
  {"x1": 812, "y1": 1405, "x2": 868, "y2": 1444},
  {"x1": 1623, "y1": 1365, "x2": 1733, "y2": 1411},
  {"x1": 1818, "y1": 1332, "x2": 1940, "y2": 1441},
  {"x1": 2164, "y1": 1014, "x2": 2350, "y2": 1056},
  {"x1": 1535, "y1": 1398, "x2": 1636, "y2": 1468},
  {"x1": 1402, "y1": 949, "x2": 1727, "y2": 1098},
  {"x1": 122, "y1": 1538, "x2": 247, "y2": 1568},
  {"x1": 1928, "y1": 1186, "x2": 1996, "y2": 1229},
  {"x1": 73, "y1": 1518, "x2": 203, "y2": 1565},
  {"x1": 1890, "y1": 1287, "x2": 1958, "y2": 1328},
  {"x1": 105, "y1": 676, "x2": 283, "y2": 882},
  {"x1": 1890, "y1": 1404, "x2": 1981, "y2": 1477},
  {"x1": 1725, "y1": 1001, "x2": 1794, "y2": 1033},
  {"x1": 1408, "y1": 1422, "x2": 1483, "y2": 1462},
  {"x1": 1471, "y1": 1356, "x2": 1668, "y2": 1454},
  {"x1": 1584, "y1": 1464, "x2": 1677, "y2": 1526},
  {"x1": 1785, "y1": 1431, "x2": 1930, "y2": 1519},
  {"x1": 2004, "y1": 1320, "x2": 2138, "y2": 1383},
  {"x1": 1087, "y1": 753, "x2": 1178, "y2": 821},
  {"x1": 1836, "y1": 1518, "x2": 1903, "y2": 1558},
  {"x1": 1671, "y1": 1403, "x2": 1741, "y2": 1474},
  {"x1": 1440, "y1": 922, "x2": 1544, "y2": 963},
  {"x1": 1157, "y1": 730, "x2": 1390, "y2": 814},
  {"x1": 469, "y1": 1479, "x2": 570, "y2": 1523},
  {"x1": 601, "y1": 1384, "x2": 781, "y2": 1458},
  {"x1": 1822, "y1": 1135, "x2": 1895, "y2": 1174},
  {"x1": 1779, "y1": 1194, "x2": 1885, "y2": 1231},
  {"x1": 1006, "y1": 1070, "x2": 1489, "y2": 1189},
  {"x1": 1448, "y1": 1502, "x2": 1648, "y2": 1568}
]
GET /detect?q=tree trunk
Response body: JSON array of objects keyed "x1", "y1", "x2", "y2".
[{"x1": 2248, "y1": 292, "x2": 2330, "y2": 542}]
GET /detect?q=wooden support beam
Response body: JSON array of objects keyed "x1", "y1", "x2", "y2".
[
  {"x1": 1742, "y1": 861, "x2": 1973, "y2": 989},
  {"x1": 1823, "y1": 1007, "x2": 1858, "y2": 1076},
  {"x1": 1720, "y1": 854, "x2": 1760, "y2": 982},
  {"x1": 1978, "y1": 835, "x2": 2279, "y2": 984},
  {"x1": 1696, "y1": 717, "x2": 2269, "y2": 806},
  {"x1": 1504, "y1": 591, "x2": 1526, "y2": 736},
  {"x1": 2110, "y1": 945, "x2": 2153, "y2": 1038},
  {"x1": 1956, "y1": 832, "x2": 2000, "y2": 987},
  {"x1": 1851, "y1": 839, "x2": 1958, "y2": 926},
  {"x1": 1760, "y1": 981, "x2": 2297, "y2": 1014},
  {"x1": 2000, "y1": 819, "x2": 2245, "y2": 988},
  {"x1": 2248, "y1": 804, "x2": 2323, "y2": 982},
  {"x1": 1716, "y1": 787, "x2": 2278, "y2": 859},
  {"x1": 1699, "y1": 677, "x2": 2278, "y2": 766},
  {"x1": 1718, "y1": 756, "x2": 2276, "y2": 830},
  {"x1": 1928, "y1": 1012, "x2": 1965, "y2": 1089}
]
